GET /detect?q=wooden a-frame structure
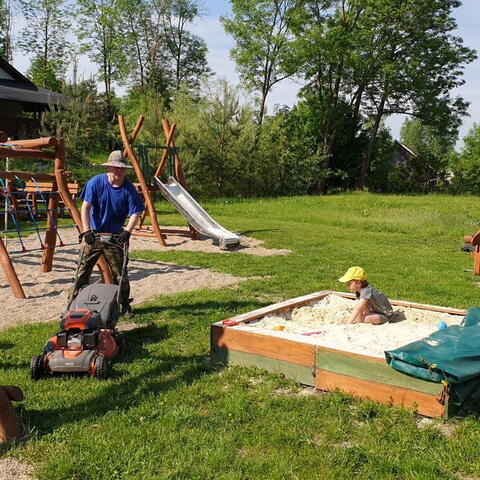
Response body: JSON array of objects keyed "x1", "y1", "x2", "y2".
[
  {"x1": 118, "y1": 115, "x2": 198, "y2": 246},
  {"x1": 0, "y1": 135, "x2": 112, "y2": 299}
]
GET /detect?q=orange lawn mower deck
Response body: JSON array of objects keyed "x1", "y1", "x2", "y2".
[{"x1": 30, "y1": 241, "x2": 129, "y2": 380}]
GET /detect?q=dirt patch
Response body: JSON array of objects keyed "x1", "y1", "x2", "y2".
[
  {"x1": 417, "y1": 416, "x2": 459, "y2": 437},
  {"x1": 0, "y1": 227, "x2": 283, "y2": 332},
  {"x1": 0, "y1": 458, "x2": 33, "y2": 480}
]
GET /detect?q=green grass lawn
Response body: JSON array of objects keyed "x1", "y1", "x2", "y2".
[{"x1": 2, "y1": 193, "x2": 480, "y2": 480}]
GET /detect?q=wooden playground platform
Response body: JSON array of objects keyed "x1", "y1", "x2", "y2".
[{"x1": 210, "y1": 291, "x2": 466, "y2": 418}]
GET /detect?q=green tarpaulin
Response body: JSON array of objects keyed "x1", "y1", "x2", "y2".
[{"x1": 385, "y1": 308, "x2": 480, "y2": 406}]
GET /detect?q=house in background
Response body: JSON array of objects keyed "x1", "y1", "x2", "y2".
[
  {"x1": 0, "y1": 56, "x2": 66, "y2": 139},
  {"x1": 392, "y1": 140, "x2": 418, "y2": 166}
]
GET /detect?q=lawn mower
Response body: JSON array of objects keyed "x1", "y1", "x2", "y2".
[{"x1": 30, "y1": 238, "x2": 128, "y2": 380}]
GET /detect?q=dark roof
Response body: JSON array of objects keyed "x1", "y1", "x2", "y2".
[
  {"x1": 394, "y1": 140, "x2": 418, "y2": 158},
  {"x1": 0, "y1": 56, "x2": 67, "y2": 107}
]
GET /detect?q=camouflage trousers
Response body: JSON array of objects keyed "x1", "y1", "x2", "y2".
[{"x1": 68, "y1": 233, "x2": 130, "y2": 310}]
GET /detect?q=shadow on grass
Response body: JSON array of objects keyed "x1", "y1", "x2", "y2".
[
  {"x1": 238, "y1": 229, "x2": 278, "y2": 236},
  {"x1": 21, "y1": 324, "x2": 212, "y2": 439}
]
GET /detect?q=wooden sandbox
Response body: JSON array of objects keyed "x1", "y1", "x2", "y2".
[{"x1": 210, "y1": 291, "x2": 466, "y2": 418}]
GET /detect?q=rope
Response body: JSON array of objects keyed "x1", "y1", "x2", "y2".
[
  {"x1": 0, "y1": 177, "x2": 28, "y2": 252},
  {"x1": 15, "y1": 176, "x2": 45, "y2": 249},
  {"x1": 30, "y1": 177, "x2": 65, "y2": 247}
]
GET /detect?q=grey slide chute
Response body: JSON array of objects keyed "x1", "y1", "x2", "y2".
[{"x1": 154, "y1": 176, "x2": 240, "y2": 249}]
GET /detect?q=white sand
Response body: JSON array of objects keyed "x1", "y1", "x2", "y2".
[{"x1": 240, "y1": 294, "x2": 465, "y2": 358}]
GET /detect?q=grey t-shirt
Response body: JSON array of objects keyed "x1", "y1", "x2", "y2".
[{"x1": 358, "y1": 285, "x2": 393, "y2": 317}]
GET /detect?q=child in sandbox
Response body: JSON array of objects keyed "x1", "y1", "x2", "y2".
[{"x1": 338, "y1": 266, "x2": 393, "y2": 325}]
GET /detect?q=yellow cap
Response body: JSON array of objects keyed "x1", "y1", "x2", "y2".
[{"x1": 338, "y1": 266, "x2": 366, "y2": 283}]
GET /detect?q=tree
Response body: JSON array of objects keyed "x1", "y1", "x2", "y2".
[
  {"x1": 222, "y1": 0, "x2": 301, "y2": 128},
  {"x1": 160, "y1": 0, "x2": 210, "y2": 91},
  {"x1": 0, "y1": 0, "x2": 13, "y2": 60},
  {"x1": 76, "y1": 0, "x2": 127, "y2": 123},
  {"x1": 399, "y1": 118, "x2": 455, "y2": 191},
  {"x1": 17, "y1": 0, "x2": 71, "y2": 89},
  {"x1": 118, "y1": 0, "x2": 172, "y2": 94},
  {"x1": 355, "y1": 0, "x2": 476, "y2": 189},
  {"x1": 286, "y1": 0, "x2": 362, "y2": 192},
  {"x1": 285, "y1": 0, "x2": 475, "y2": 192},
  {"x1": 448, "y1": 124, "x2": 480, "y2": 194},
  {"x1": 40, "y1": 79, "x2": 112, "y2": 169},
  {"x1": 27, "y1": 55, "x2": 63, "y2": 91},
  {"x1": 169, "y1": 81, "x2": 256, "y2": 197}
]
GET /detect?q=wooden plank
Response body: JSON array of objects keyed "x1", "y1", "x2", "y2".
[
  {"x1": 214, "y1": 291, "x2": 465, "y2": 328},
  {"x1": 0, "y1": 147, "x2": 55, "y2": 160},
  {"x1": 211, "y1": 347, "x2": 315, "y2": 386},
  {"x1": 217, "y1": 290, "x2": 334, "y2": 325},
  {"x1": 315, "y1": 369, "x2": 446, "y2": 418},
  {"x1": 7, "y1": 137, "x2": 57, "y2": 149},
  {"x1": 333, "y1": 292, "x2": 466, "y2": 315},
  {"x1": 211, "y1": 324, "x2": 315, "y2": 367},
  {"x1": 119, "y1": 114, "x2": 167, "y2": 247},
  {"x1": 316, "y1": 348, "x2": 442, "y2": 395},
  {"x1": 0, "y1": 171, "x2": 56, "y2": 182}
]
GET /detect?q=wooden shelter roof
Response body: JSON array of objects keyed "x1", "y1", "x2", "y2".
[{"x1": 0, "y1": 57, "x2": 67, "y2": 109}]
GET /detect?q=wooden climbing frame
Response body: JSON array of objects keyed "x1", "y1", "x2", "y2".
[
  {"x1": 118, "y1": 115, "x2": 198, "y2": 246},
  {"x1": 0, "y1": 135, "x2": 112, "y2": 299}
]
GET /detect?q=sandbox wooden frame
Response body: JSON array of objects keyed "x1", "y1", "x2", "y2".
[{"x1": 210, "y1": 290, "x2": 467, "y2": 418}]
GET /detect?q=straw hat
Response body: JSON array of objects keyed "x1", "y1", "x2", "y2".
[{"x1": 102, "y1": 150, "x2": 133, "y2": 169}]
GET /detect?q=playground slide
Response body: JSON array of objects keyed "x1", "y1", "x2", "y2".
[{"x1": 154, "y1": 176, "x2": 240, "y2": 249}]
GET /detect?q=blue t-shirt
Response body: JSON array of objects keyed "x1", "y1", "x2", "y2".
[{"x1": 80, "y1": 174, "x2": 144, "y2": 233}]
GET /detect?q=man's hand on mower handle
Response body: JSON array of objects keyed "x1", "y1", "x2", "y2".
[
  {"x1": 79, "y1": 230, "x2": 96, "y2": 245},
  {"x1": 116, "y1": 229, "x2": 131, "y2": 245}
]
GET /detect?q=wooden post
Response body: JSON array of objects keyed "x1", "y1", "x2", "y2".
[
  {"x1": 0, "y1": 386, "x2": 24, "y2": 442},
  {"x1": 53, "y1": 139, "x2": 112, "y2": 283},
  {"x1": 154, "y1": 122, "x2": 177, "y2": 178},
  {"x1": 118, "y1": 115, "x2": 167, "y2": 247},
  {"x1": 160, "y1": 119, "x2": 197, "y2": 239},
  {"x1": 0, "y1": 236, "x2": 26, "y2": 299},
  {"x1": 40, "y1": 178, "x2": 59, "y2": 272}
]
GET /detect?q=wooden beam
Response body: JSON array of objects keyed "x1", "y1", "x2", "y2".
[
  {"x1": 40, "y1": 178, "x2": 59, "y2": 272},
  {"x1": 53, "y1": 140, "x2": 112, "y2": 283},
  {"x1": 0, "y1": 147, "x2": 55, "y2": 161},
  {"x1": 118, "y1": 114, "x2": 167, "y2": 247},
  {"x1": 211, "y1": 324, "x2": 316, "y2": 367},
  {"x1": 212, "y1": 347, "x2": 315, "y2": 386},
  {"x1": 8, "y1": 137, "x2": 57, "y2": 149},
  {"x1": 0, "y1": 236, "x2": 26, "y2": 299},
  {"x1": 154, "y1": 121, "x2": 176, "y2": 178},
  {"x1": 0, "y1": 171, "x2": 56, "y2": 182},
  {"x1": 315, "y1": 369, "x2": 446, "y2": 418},
  {"x1": 316, "y1": 348, "x2": 442, "y2": 395}
]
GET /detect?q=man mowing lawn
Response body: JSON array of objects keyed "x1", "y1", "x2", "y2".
[{"x1": 68, "y1": 151, "x2": 144, "y2": 317}]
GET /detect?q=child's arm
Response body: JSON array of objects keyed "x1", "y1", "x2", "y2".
[{"x1": 345, "y1": 299, "x2": 369, "y2": 324}]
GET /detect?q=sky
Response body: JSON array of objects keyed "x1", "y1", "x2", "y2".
[{"x1": 11, "y1": 0, "x2": 480, "y2": 146}]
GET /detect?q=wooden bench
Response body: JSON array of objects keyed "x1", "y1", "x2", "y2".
[{"x1": 13, "y1": 180, "x2": 79, "y2": 217}]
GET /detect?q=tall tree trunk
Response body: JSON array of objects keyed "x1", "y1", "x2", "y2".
[{"x1": 357, "y1": 94, "x2": 387, "y2": 189}]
